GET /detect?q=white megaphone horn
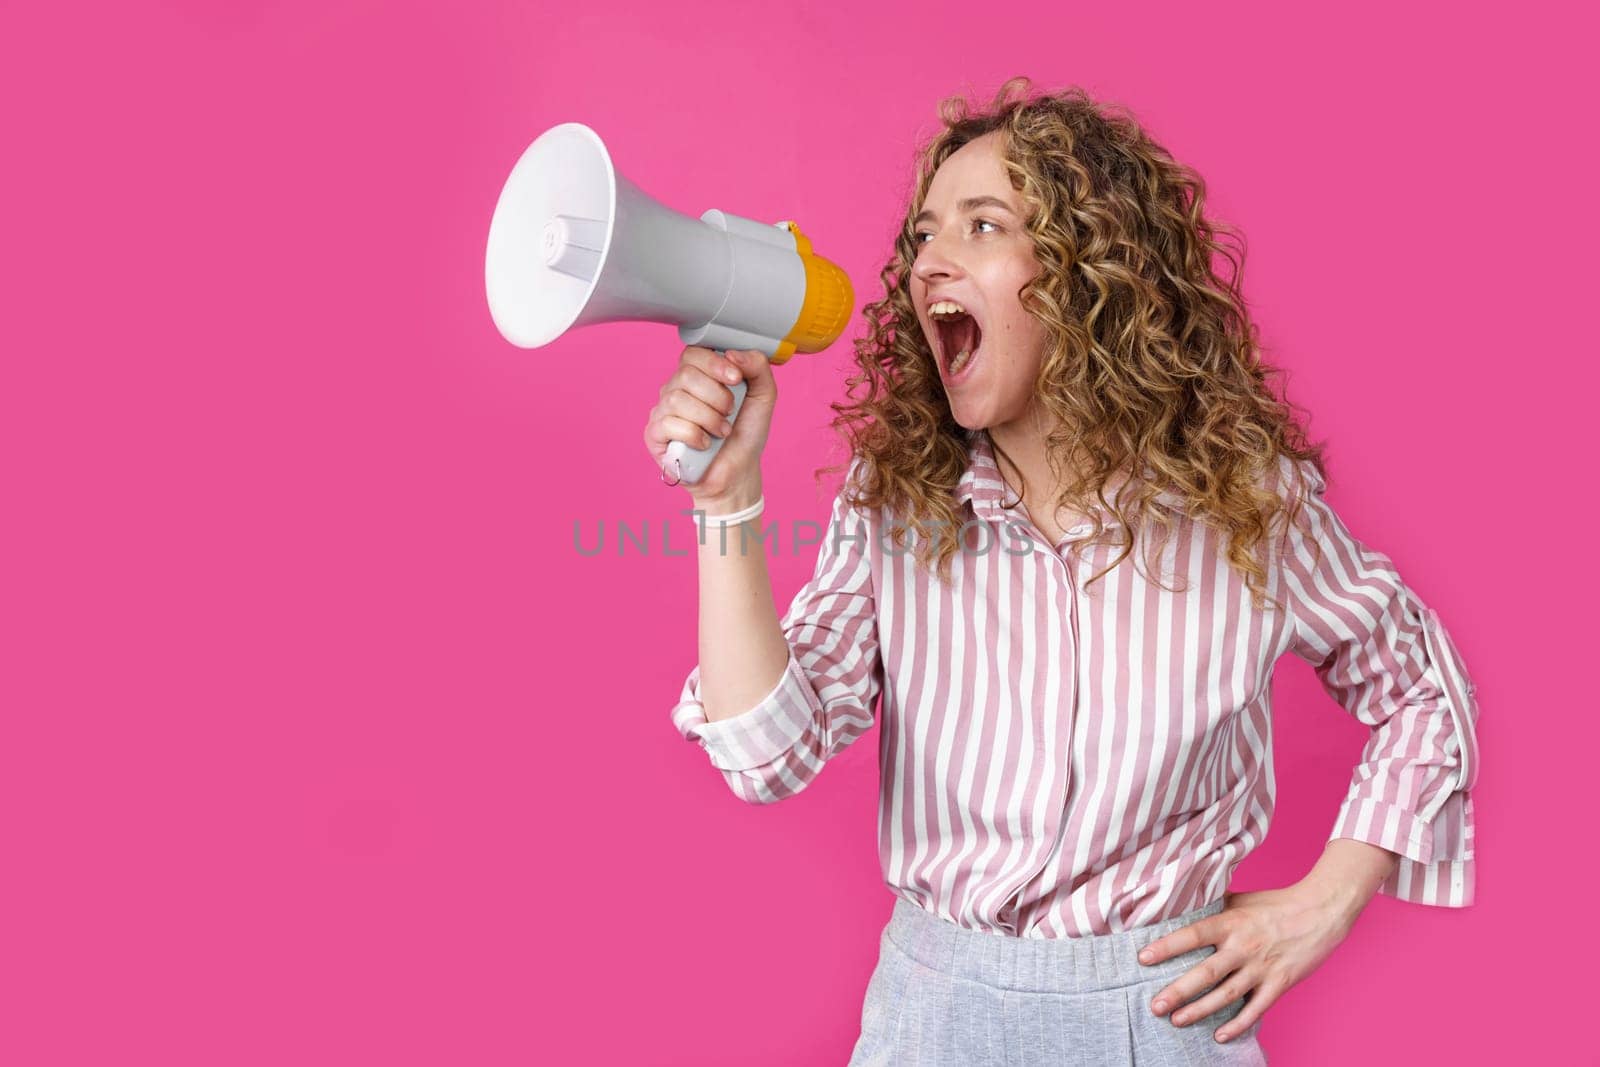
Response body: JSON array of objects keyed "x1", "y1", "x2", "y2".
[{"x1": 484, "y1": 122, "x2": 855, "y2": 485}]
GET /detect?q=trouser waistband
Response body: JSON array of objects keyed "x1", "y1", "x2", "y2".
[{"x1": 884, "y1": 895, "x2": 1226, "y2": 994}]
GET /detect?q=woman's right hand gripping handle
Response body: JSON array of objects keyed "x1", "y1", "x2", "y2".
[
  {"x1": 644, "y1": 345, "x2": 789, "y2": 727},
  {"x1": 643, "y1": 346, "x2": 775, "y2": 511}
]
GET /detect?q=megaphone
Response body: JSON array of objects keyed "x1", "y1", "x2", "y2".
[{"x1": 484, "y1": 122, "x2": 855, "y2": 485}]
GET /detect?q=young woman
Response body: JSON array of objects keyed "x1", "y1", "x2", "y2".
[{"x1": 645, "y1": 78, "x2": 1479, "y2": 1065}]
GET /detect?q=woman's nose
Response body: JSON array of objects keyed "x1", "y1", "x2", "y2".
[{"x1": 913, "y1": 239, "x2": 963, "y2": 283}]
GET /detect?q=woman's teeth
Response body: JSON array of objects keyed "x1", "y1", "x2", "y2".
[{"x1": 950, "y1": 347, "x2": 973, "y2": 373}]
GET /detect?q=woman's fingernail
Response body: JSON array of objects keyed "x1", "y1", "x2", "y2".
[
  {"x1": 1139, "y1": 949, "x2": 1154, "y2": 963},
  {"x1": 1152, "y1": 999, "x2": 1167, "y2": 1014}
]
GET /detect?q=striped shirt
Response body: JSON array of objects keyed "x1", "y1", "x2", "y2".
[{"x1": 670, "y1": 429, "x2": 1480, "y2": 937}]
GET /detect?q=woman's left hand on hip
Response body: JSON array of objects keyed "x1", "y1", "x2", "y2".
[{"x1": 1133, "y1": 882, "x2": 1359, "y2": 1044}]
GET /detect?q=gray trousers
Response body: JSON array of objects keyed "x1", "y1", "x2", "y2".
[{"x1": 847, "y1": 896, "x2": 1268, "y2": 1066}]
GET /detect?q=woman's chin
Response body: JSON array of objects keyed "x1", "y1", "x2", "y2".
[{"x1": 947, "y1": 399, "x2": 993, "y2": 430}]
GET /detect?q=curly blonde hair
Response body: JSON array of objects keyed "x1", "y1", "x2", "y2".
[{"x1": 815, "y1": 77, "x2": 1328, "y2": 612}]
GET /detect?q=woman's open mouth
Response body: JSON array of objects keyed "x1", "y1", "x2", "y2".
[{"x1": 932, "y1": 309, "x2": 984, "y2": 382}]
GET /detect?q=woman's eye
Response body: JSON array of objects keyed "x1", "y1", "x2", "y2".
[{"x1": 913, "y1": 218, "x2": 1000, "y2": 244}]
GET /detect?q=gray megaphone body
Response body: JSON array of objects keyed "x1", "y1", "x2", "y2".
[{"x1": 484, "y1": 122, "x2": 855, "y2": 485}]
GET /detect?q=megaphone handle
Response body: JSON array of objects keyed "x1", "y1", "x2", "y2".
[{"x1": 664, "y1": 349, "x2": 748, "y2": 486}]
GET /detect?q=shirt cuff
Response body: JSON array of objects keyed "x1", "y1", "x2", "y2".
[
  {"x1": 1328, "y1": 796, "x2": 1435, "y2": 866},
  {"x1": 670, "y1": 649, "x2": 824, "y2": 772},
  {"x1": 1329, "y1": 793, "x2": 1477, "y2": 908},
  {"x1": 1380, "y1": 791, "x2": 1476, "y2": 907}
]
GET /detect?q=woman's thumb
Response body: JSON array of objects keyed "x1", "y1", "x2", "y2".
[{"x1": 733, "y1": 349, "x2": 775, "y2": 397}]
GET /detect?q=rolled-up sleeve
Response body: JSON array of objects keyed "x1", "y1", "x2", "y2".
[
  {"x1": 1279, "y1": 461, "x2": 1481, "y2": 907},
  {"x1": 669, "y1": 479, "x2": 883, "y2": 804}
]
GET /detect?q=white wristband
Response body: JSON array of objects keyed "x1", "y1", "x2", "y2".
[{"x1": 700, "y1": 495, "x2": 764, "y2": 528}]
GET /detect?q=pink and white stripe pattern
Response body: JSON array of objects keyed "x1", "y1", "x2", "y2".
[{"x1": 670, "y1": 430, "x2": 1480, "y2": 937}]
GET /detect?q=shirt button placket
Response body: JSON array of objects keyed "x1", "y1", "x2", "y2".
[{"x1": 997, "y1": 520, "x2": 1090, "y2": 932}]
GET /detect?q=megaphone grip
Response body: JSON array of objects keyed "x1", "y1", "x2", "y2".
[{"x1": 664, "y1": 349, "x2": 748, "y2": 486}]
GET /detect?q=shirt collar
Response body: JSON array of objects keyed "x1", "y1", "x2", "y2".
[{"x1": 954, "y1": 428, "x2": 1188, "y2": 527}]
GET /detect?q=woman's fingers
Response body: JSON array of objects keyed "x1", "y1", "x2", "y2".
[
  {"x1": 661, "y1": 386, "x2": 735, "y2": 438},
  {"x1": 1149, "y1": 941, "x2": 1239, "y2": 1016},
  {"x1": 1168, "y1": 964, "x2": 1257, "y2": 1027},
  {"x1": 1214, "y1": 977, "x2": 1284, "y2": 1043},
  {"x1": 646, "y1": 414, "x2": 715, "y2": 454}
]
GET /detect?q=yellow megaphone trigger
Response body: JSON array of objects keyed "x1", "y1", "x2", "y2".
[{"x1": 772, "y1": 221, "x2": 854, "y2": 366}]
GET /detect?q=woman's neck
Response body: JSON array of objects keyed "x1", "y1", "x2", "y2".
[{"x1": 987, "y1": 407, "x2": 1065, "y2": 505}]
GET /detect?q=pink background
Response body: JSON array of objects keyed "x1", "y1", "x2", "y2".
[{"x1": 2, "y1": 0, "x2": 1590, "y2": 1063}]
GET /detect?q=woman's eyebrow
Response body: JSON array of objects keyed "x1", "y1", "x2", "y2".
[{"x1": 913, "y1": 196, "x2": 1018, "y2": 226}]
